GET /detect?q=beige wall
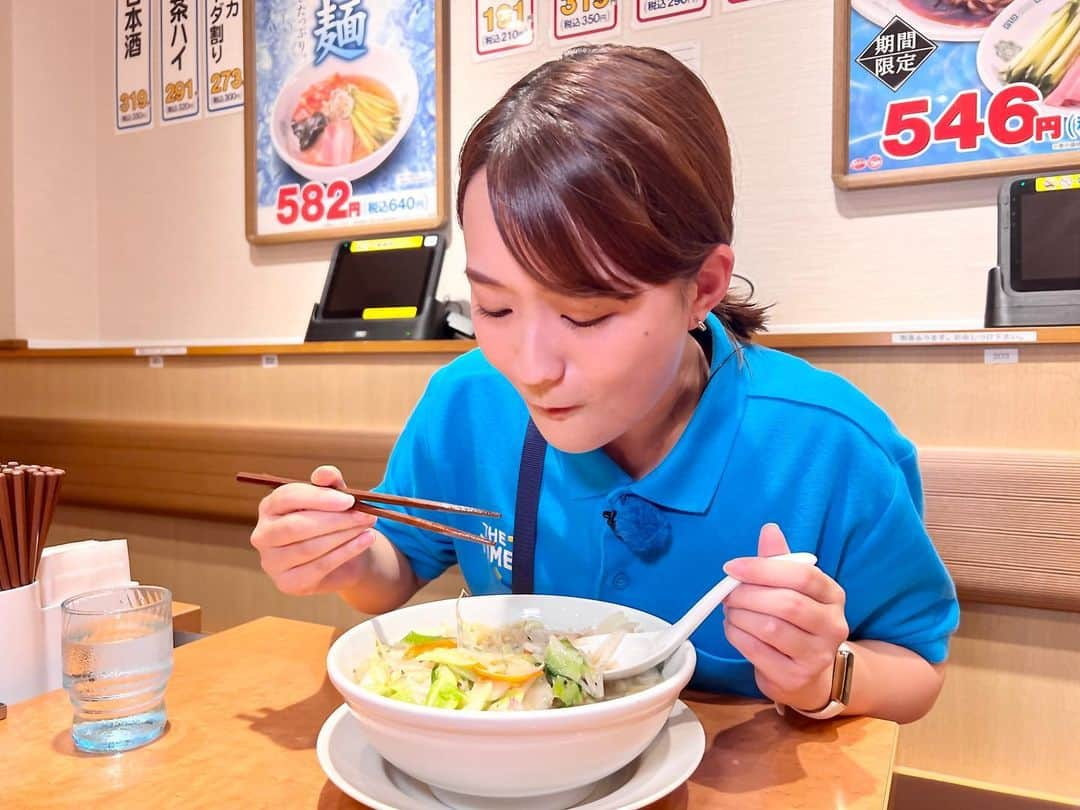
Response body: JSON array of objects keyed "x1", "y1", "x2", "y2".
[
  {"x1": 8, "y1": 0, "x2": 1001, "y2": 345},
  {"x1": 0, "y1": 0, "x2": 13, "y2": 338},
  {"x1": 11, "y1": 0, "x2": 98, "y2": 340}
]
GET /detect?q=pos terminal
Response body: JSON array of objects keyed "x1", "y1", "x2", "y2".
[{"x1": 305, "y1": 233, "x2": 453, "y2": 341}]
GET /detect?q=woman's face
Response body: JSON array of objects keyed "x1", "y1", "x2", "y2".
[{"x1": 462, "y1": 172, "x2": 697, "y2": 454}]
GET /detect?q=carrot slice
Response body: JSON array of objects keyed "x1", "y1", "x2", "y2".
[
  {"x1": 404, "y1": 639, "x2": 457, "y2": 659},
  {"x1": 470, "y1": 664, "x2": 543, "y2": 685}
]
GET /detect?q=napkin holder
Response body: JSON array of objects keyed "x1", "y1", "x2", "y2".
[{"x1": 0, "y1": 539, "x2": 135, "y2": 705}]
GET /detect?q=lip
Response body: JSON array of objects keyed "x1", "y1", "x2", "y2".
[{"x1": 532, "y1": 404, "x2": 581, "y2": 421}]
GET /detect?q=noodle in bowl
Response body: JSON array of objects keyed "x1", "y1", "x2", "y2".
[
  {"x1": 269, "y1": 45, "x2": 418, "y2": 183},
  {"x1": 325, "y1": 594, "x2": 696, "y2": 810}
]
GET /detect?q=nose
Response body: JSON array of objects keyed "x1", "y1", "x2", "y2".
[{"x1": 515, "y1": 319, "x2": 565, "y2": 390}]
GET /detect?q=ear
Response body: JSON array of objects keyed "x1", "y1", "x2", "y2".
[{"x1": 687, "y1": 244, "x2": 734, "y2": 328}]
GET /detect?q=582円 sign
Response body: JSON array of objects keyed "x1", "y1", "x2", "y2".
[{"x1": 245, "y1": 0, "x2": 450, "y2": 244}]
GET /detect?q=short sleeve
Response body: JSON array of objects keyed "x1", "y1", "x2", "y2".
[
  {"x1": 837, "y1": 459, "x2": 959, "y2": 663},
  {"x1": 371, "y1": 389, "x2": 458, "y2": 583}
]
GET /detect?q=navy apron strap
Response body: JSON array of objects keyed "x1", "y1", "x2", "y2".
[{"x1": 512, "y1": 419, "x2": 548, "y2": 595}]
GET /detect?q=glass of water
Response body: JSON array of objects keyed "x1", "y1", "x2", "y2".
[{"x1": 61, "y1": 585, "x2": 173, "y2": 753}]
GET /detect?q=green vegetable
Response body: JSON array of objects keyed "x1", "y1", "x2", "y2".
[
  {"x1": 425, "y1": 665, "x2": 466, "y2": 709},
  {"x1": 402, "y1": 631, "x2": 453, "y2": 646},
  {"x1": 544, "y1": 637, "x2": 588, "y2": 682},
  {"x1": 463, "y1": 679, "x2": 494, "y2": 711},
  {"x1": 551, "y1": 675, "x2": 584, "y2": 707},
  {"x1": 1002, "y1": 0, "x2": 1080, "y2": 92}
]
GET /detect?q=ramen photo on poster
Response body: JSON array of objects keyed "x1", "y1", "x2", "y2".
[{"x1": 245, "y1": 0, "x2": 448, "y2": 244}]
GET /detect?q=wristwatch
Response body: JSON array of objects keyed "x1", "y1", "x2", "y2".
[{"x1": 786, "y1": 642, "x2": 855, "y2": 720}]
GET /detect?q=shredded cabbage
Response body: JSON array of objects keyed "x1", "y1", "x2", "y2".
[{"x1": 353, "y1": 605, "x2": 662, "y2": 711}]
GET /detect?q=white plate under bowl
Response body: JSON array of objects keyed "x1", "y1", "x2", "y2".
[{"x1": 316, "y1": 699, "x2": 706, "y2": 810}]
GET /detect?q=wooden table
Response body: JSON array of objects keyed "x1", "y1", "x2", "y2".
[
  {"x1": 171, "y1": 600, "x2": 202, "y2": 633},
  {"x1": 1, "y1": 617, "x2": 898, "y2": 809}
]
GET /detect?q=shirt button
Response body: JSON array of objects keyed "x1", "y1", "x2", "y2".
[{"x1": 612, "y1": 572, "x2": 629, "y2": 590}]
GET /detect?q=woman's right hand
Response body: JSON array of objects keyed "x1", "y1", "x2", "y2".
[{"x1": 250, "y1": 465, "x2": 379, "y2": 596}]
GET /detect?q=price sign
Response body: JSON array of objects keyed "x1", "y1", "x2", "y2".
[
  {"x1": 881, "y1": 87, "x2": 1066, "y2": 159},
  {"x1": 115, "y1": 0, "x2": 153, "y2": 131},
  {"x1": 273, "y1": 182, "x2": 435, "y2": 227},
  {"x1": 475, "y1": 0, "x2": 536, "y2": 59},
  {"x1": 160, "y1": 0, "x2": 200, "y2": 123},
  {"x1": 204, "y1": 0, "x2": 243, "y2": 115},
  {"x1": 837, "y1": 2, "x2": 1080, "y2": 188},
  {"x1": 631, "y1": 0, "x2": 711, "y2": 27},
  {"x1": 552, "y1": 0, "x2": 620, "y2": 43}
]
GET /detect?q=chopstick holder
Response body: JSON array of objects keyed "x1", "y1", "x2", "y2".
[{"x1": 0, "y1": 539, "x2": 137, "y2": 705}]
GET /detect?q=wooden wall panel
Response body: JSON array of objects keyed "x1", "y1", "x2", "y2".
[
  {"x1": 3, "y1": 416, "x2": 1079, "y2": 612},
  {"x1": 0, "y1": 416, "x2": 395, "y2": 523}
]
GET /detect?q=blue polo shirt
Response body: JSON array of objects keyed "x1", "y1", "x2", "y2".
[{"x1": 373, "y1": 313, "x2": 959, "y2": 697}]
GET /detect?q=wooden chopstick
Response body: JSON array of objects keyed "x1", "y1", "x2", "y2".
[
  {"x1": 28, "y1": 471, "x2": 44, "y2": 586},
  {"x1": 235, "y1": 472, "x2": 498, "y2": 546},
  {"x1": 32, "y1": 469, "x2": 62, "y2": 581},
  {"x1": 349, "y1": 501, "x2": 494, "y2": 546},
  {"x1": 0, "y1": 464, "x2": 65, "y2": 589},
  {"x1": 10, "y1": 469, "x2": 27, "y2": 584},
  {"x1": 0, "y1": 473, "x2": 19, "y2": 586},
  {"x1": 235, "y1": 473, "x2": 501, "y2": 517}
]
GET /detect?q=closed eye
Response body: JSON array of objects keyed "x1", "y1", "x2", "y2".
[
  {"x1": 563, "y1": 314, "x2": 613, "y2": 329},
  {"x1": 475, "y1": 306, "x2": 512, "y2": 319}
]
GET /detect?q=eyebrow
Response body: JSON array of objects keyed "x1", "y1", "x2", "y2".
[{"x1": 464, "y1": 268, "x2": 505, "y2": 288}]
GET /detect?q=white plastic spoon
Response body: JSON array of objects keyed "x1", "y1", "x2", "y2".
[{"x1": 573, "y1": 552, "x2": 819, "y2": 680}]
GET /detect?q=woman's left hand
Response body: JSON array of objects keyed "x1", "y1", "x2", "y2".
[{"x1": 721, "y1": 523, "x2": 849, "y2": 713}]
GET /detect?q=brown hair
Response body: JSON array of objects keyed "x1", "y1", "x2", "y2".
[{"x1": 457, "y1": 44, "x2": 767, "y2": 341}]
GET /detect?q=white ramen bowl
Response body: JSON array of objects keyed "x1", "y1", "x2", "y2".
[
  {"x1": 270, "y1": 45, "x2": 419, "y2": 184},
  {"x1": 325, "y1": 594, "x2": 697, "y2": 810}
]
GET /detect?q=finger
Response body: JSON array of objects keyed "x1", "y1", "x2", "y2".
[
  {"x1": 723, "y1": 557, "x2": 844, "y2": 605},
  {"x1": 317, "y1": 557, "x2": 377, "y2": 593},
  {"x1": 254, "y1": 508, "x2": 375, "y2": 550},
  {"x1": 275, "y1": 530, "x2": 376, "y2": 596},
  {"x1": 724, "y1": 607, "x2": 826, "y2": 663},
  {"x1": 260, "y1": 523, "x2": 376, "y2": 576},
  {"x1": 724, "y1": 618, "x2": 800, "y2": 686},
  {"x1": 724, "y1": 585, "x2": 845, "y2": 637},
  {"x1": 258, "y1": 481, "x2": 355, "y2": 519},
  {"x1": 311, "y1": 465, "x2": 346, "y2": 488},
  {"x1": 757, "y1": 522, "x2": 790, "y2": 557}
]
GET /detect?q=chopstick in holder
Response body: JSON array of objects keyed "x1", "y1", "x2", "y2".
[
  {"x1": 31, "y1": 469, "x2": 63, "y2": 582},
  {"x1": 9, "y1": 469, "x2": 28, "y2": 585},
  {"x1": 28, "y1": 471, "x2": 44, "y2": 587},
  {"x1": 0, "y1": 474, "x2": 17, "y2": 588},
  {"x1": 235, "y1": 472, "x2": 499, "y2": 546}
]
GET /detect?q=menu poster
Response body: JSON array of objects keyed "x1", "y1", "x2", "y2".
[
  {"x1": 551, "y1": 0, "x2": 621, "y2": 44},
  {"x1": 475, "y1": 0, "x2": 537, "y2": 60},
  {"x1": 246, "y1": 0, "x2": 449, "y2": 244},
  {"x1": 204, "y1": 0, "x2": 244, "y2": 115},
  {"x1": 836, "y1": 0, "x2": 1080, "y2": 188},
  {"x1": 630, "y1": 0, "x2": 712, "y2": 27},
  {"x1": 116, "y1": 0, "x2": 153, "y2": 132},
  {"x1": 160, "y1": 0, "x2": 201, "y2": 123}
]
